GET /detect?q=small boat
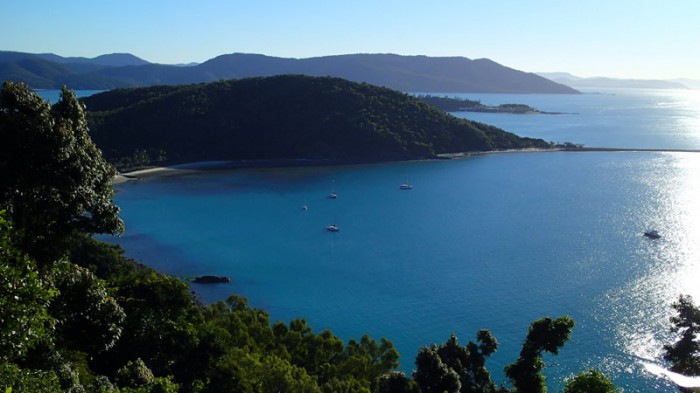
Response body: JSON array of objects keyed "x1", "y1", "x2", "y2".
[
  {"x1": 328, "y1": 179, "x2": 337, "y2": 199},
  {"x1": 326, "y1": 224, "x2": 339, "y2": 232},
  {"x1": 400, "y1": 182, "x2": 413, "y2": 190},
  {"x1": 644, "y1": 230, "x2": 661, "y2": 239}
]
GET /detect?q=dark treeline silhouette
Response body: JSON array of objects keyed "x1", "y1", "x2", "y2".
[{"x1": 83, "y1": 75, "x2": 553, "y2": 169}]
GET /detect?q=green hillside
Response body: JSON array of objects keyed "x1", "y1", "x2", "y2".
[{"x1": 84, "y1": 75, "x2": 552, "y2": 168}]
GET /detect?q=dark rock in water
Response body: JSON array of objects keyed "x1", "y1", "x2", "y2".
[{"x1": 193, "y1": 275, "x2": 231, "y2": 284}]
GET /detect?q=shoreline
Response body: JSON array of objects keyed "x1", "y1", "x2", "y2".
[{"x1": 113, "y1": 147, "x2": 700, "y2": 184}]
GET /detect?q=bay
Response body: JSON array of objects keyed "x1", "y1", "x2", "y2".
[
  {"x1": 35, "y1": 89, "x2": 103, "y2": 103},
  {"x1": 104, "y1": 88, "x2": 700, "y2": 391}
]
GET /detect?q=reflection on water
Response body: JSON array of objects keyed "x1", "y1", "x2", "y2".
[
  {"x1": 110, "y1": 151, "x2": 699, "y2": 392},
  {"x1": 644, "y1": 362, "x2": 700, "y2": 389},
  {"x1": 596, "y1": 153, "x2": 700, "y2": 389}
]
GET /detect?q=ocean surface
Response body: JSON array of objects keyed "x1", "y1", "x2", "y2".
[{"x1": 85, "y1": 87, "x2": 700, "y2": 391}]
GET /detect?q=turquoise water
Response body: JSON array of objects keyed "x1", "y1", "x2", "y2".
[{"x1": 103, "y1": 89, "x2": 700, "y2": 391}]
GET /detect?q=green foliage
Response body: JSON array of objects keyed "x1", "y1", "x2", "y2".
[
  {"x1": 115, "y1": 358, "x2": 154, "y2": 388},
  {"x1": 415, "y1": 95, "x2": 483, "y2": 112},
  {"x1": 664, "y1": 295, "x2": 700, "y2": 376},
  {"x1": 205, "y1": 348, "x2": 320, "y2": 393},
  {"x1": 93, "y1": 269, "x2": 203, "y2": 378},
  {"x1": 0, "y1": 212, "x2": 55, "y2": 361},
  {"x1": 21, "y1": 348, "x2": 86, "y2": 392},
  {"x1": 194, "y1": 295, "x2": 398, "y2": 392},
  {"x1": 68, "y1": 233, "x2": 141, "y2": 279},
  {"x1": 416, "y1": 95, "x2": 546, "y2": 114},
  {"x1": 377, "y1": 371, "x2": 420, "y2": 393},
  {"x1": 413, "y1": 345, "x2": 461, "y2": 393},
  {"x1": 563, "y1": 369, "x2": 618, "y2": 393},
  {"x1": 413, "y1": 332, "x2": 500, "y2": 393},
  {"x1": 0, "y1": 82, "x2": 123, "y2": 265},
  {"x1": 341, "y1": 335, "x2": 400, "y2": 386},
  {"x1": 83, "y1": 75, "x2": 552, "y2": 169},
  {"x1": 504, "y1": 316, "x2": 575, "y2": 393},
  {"x1": 116, "y1": 376, "x2": 179, "y2": 393},
  {"x1": 0, "y1": 363, "x2": 62, "y2": 393},
  {"x1": 49, "y1": 262, "x2": 125, "y2": 354}
]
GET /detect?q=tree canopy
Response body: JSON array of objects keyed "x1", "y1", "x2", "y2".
[
  {"x1": 664, "y1": 295, "x2": 700, "y2": 377},
  {"x1": 563, "y1": 369, "x2": 618, "y2": 393},
  {"x1": 82, "y1": 75, "x2": 553, "y2": 169},
  {"x1": 504, "y1": 316, "x2": 575, "y2": 393},
  {"x1": 0, "y1": 211, "x2": 54, "y2": 362},
  {"x1": 0, "y1": 82, "x2": 123, "y2": 264}
]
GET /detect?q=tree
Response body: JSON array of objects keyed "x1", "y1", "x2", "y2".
[
  {"x1": 340, "y1": 334, "x2": 400, "y2": 388},
  {"x1": 115, "y1": 358, "x2": 155, "y2": 388},
  {"x1": 435, "y1": 331, "x2": 500, "y2": 393},
  {"x1": 93, "y1": 269, "x2": 202, "y2": 378},
  {"x1": 563, "y1": 369, "x2": 618, "y2": 393},
  {"x1": 377, "y1": 371, "x2": 420, "y2": 393},
  {"x1": 664, "y1": 295, "x2": 700, "y2": 376},
  {"x1": 504, "y1": 316, "x2": 575, "y2": 393},
  {"x1": 205, "y1": 348, "x2": 320, "y2": 393},
  {"x1": 49, "y1": 262, "x2": 125, "y2": 354},
  {"x1": 412, "y1": 332, "x2": 500, "y2": 393},
  {"x1": 0, "y1": 363, "x2": 62, "y2": 393},
  {"x1": 0, "y1": 211, "x2": 54, "y2": 362},
  {"x1": 0, "y1": 82, "x2": 123, "y2": 265},
  {"x1": 413, "y1": 345, "x2": 461, "y2": 393}
]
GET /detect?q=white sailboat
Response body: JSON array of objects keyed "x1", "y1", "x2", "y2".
[
  {"x1": 328, "y1": 179, "x2": 337, "y2": 199},
  {"x1": 326, "y1": 213, "x2": 339, "y2": 232}
]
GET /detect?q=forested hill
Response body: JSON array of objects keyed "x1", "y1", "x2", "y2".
[
  {"x1": 1, "y1": 51, "x2": 579, "y2": 93},
  {"x1": 83, "y1": 75, "x2": 552, "y2": 168}
]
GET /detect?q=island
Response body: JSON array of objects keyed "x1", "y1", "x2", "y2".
[
  {"x1": 83, "y1": 75, "x2": 555, "y2": 170},
  {"x1": 416, "y1": 94, "x2": 567, "y2": 114}
]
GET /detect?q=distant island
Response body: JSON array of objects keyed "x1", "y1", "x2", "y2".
[
  {"x1": 416, "y1": 95, "x2": 567, "y2": 114},
  {"x1": 83, "y1": 75, "x2": 555, "y2": 170},
  {"x1": 1, "y1": 50, "x2": 579, "y2": 94},
  {"x1": 537, "y1": 72, "x2": 692, "y2": 90}
]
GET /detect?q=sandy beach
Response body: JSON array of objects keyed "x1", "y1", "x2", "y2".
[
  {"x1": 113, "y1": 160, "x2": 235, "y2": 184},
  {"x1": 112, "y1": 147, "x2": 700, "y2": 184}
]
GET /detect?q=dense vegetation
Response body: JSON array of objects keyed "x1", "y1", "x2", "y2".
[
  {"x1": 2, "y1": 83, "x2": 698, "y2": 392},
  {"x1": 0, "y1": 83, "x2": 123, "y2": 265},
  {"x1": 415, "y1": 95, "x2": 562, "y2": 114},
  {"x1": 82, "y1": 75, "x2": 553, "y2": 169}
]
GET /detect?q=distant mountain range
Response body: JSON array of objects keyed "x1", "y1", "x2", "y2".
[
  {"x1": 0, "y1": 51, "x2": 578, "y2": 94},
  {"x1": 537, "y1": 72, "x2": 696, "y2": 90}
]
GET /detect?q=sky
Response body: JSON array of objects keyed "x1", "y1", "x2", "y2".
[{"x1": 3, "y1": 0, "x2": 699, "y2": 80}]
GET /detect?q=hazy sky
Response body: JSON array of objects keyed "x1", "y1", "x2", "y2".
[{"x1": 3, "y1": 0, "x2": 699, "y2": 80}]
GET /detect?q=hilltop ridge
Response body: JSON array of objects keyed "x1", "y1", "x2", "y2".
[
  {"x1": 1, "y1": 51, "x2": 579, "y2": 93},
  {"x1": 83, "y1": 75, "x2": 553, "y2": 168}
]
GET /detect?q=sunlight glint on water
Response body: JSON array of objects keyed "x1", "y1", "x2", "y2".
[
  {"x1": 103, "y1": 89, "x2": 700, "y2": 392},
  {"x1": 596, "y1": 153, "x2": 700, "y2": 384}
]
